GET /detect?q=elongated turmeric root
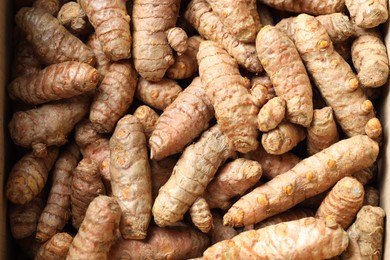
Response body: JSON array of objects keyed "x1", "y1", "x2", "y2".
[
  {"x1": 67, "y1": 196, "x2": 121, "y2": 260},
  {"x1": 35, "y1": 232, "x2": 73, "y2": 260},
  {"x1": 204, "y1": 158, "x2": 262, "y2": 210},
  {"x1": 364, "y1": 186, "x2": 379, "y2": 206},
  {"x1": 316, "y1": 177, "x2": 364, "y2": 229},
  {"x1": 254, "y1": 208, "x2": 314, "y2": 229},
  {"x1": 261, "y1": 122, "x2": 306, "y2": 155},
  {"x1": 185, "y1": 0, "x2": 262, "y2": 73},
  {"x1": 149, "y1": 77, "x2": 214, "y2": 160},
  {"x1": 136, "y1": 77, "x2": 183, "y2": 111},
  {"x1": 166, "y1": 27, "x2": 188, "y2": 54},
  {"x1": 110, "y1": 115, "x2": 152, "y2": 239},
  {"x1": 205, "y1": 0, "x2": 260, "y2": 43},
  {"x1": 90, "y1": 62, "x2": 137, "y2": 133},
  {"x1": 132, "y1": 0, "x2": 180, "y2": 81},
  {"x1": 250, "y1": 74, "x2": 276, "y2": 108},
  {"x1": 341, "y1": 206, "x2": 385, "y2": 259},
  {"x1": 33, "y1": 0, "x2": 60, "y2": 16},
  {"x1": 57, "y1": 2, "x2": 92, "y2": 37},
  {"x1": 71, "y1": 158, "x2": 105, "y2": 229},
  {"x1": 256, "y1": 25, "x2": 313, "y2": 127},
  {"x1": 257, "y1": 97, "x2": 286, "y2": 132},
  {"x1": 79, "y1": 0, "x2": 131, "y2": 61},
  {"x1": 133, "y1": 105, "x2": 159, "y2": 141},
  {"x1": 307, "y1": 107, "x2": 339, "y2": 155},
  {"x1": 153, "y1": 125, "x2": 236, "y2": 227},
  {"x1": 109, "y1": 226, "x2": 210, "y2": 260},
  {"x1": 189, "y1": 197, "x2": 213, "y2": 233},
  {"x1": 204, "y1": 217, "x2": 348, "y2": 259},
  {"x1": 9, "y1": 61, "x2": 101, "y2": 105},
  {"x1": 36, "y1": 144, "x2": 80, "y2": 243},
  {"x1": 346, "y1": 0, "x2": 388, "y2": 28},
  {"x1": 86, "y1": 33, "x2": 111, "y2": 76},
  {"x1": 198, "y1": 41, "x2": 259, "y2": 153},
  {"x1": 316, "y1": 13, "x2": 355, "y2": 43},
  {"x1": 9, "y1": 193, "x2": 46, "y2": 239},
  {"x1": 291, "y1": 14, "x2": 380, "y2": 138},
  {"x1": 166, "y1": 36, "x2": 202, "y2": 80},
  {"x1": 352, "y1": 28, "x2": 389, "y2": 88},
  {"x1": 244, "y1": 145, "x2": 301, "y2": 180},
  {"x1": 224, "y1": 135, "x2": 378, "y2": 227},
  {"x1": 258, "y1": 0, "x2": 344, "y2": 15},
  {"x1": 8, "y1": 95, "x2": 90, "y2": 155},
  {"x1": 15, "y1": 7, "x2": 95, "y2": 65},
  {"x1": 6, "y1": 148, "x2": 58, "y2": 205}
]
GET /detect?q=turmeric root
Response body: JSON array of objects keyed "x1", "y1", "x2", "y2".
[
  {"x1": 363, "y1": 186, "x2": 379, "y2": 206},
  {"x1": 307, "y1": 107, "x2": 339, "y2": 155},
  {"x1": 110, "y1": 115, "x2": 152, "y2": 239},
  {"x1": 254, "y1": 208, "x2": 314, "y2": 229},
  {"x1": 136, "y1": 77, "x2": 183, "y2": 111},
  {"x1": 9, "y1": 193, "x2": 45, "y2": 239},
  {"x1": 166, "y1": 36, "x2": 202, "y2": 80},
  {"x1": 109, "y1": 226, "x2": 210, "y2": 260},
  {"x1": 86, "y1": 33, "x2": 111, "y2": 76},
  {"x1": 74, "y1": 119, "x2": 111, "y2": 188},
  {"x1": 250, "y1": 74, "x2": 276, "y2": 108},
  {"x1": 198, "y1": 41, "x2": 259, "y2": 153},
  {"x1": 316, "y1": 177, "x2": 364, "y2": 229},
  {"x1": 33, "y1": 0, "x2": 60, "y2": 16},
  {"x1": 35, "y1": 232, "x2": 73, "y2": 260},
  {"x1": 9, "y1": 61, "x2": 101, "y2": 105},
  {"x1": 36, "y1": 144, "x2": 80, "y2": 243},
  {"x1": 258, "y1": 0, "x2": 344, "y2": 15},
  {"x1": 153, "y1": 125, "x2": 236, "y2": 227},
  {"x1": 6, "y1": 148, "x2": 58, "y2": 205},
  {"x1": 352, "y1": 28, "x2": 389, "y2": 88},
  {"x1": 166, "y1": 27, "x2": 188, "y2": 54},
  {"x1": 15, "y1": 7, "x2": 95, "y2": 65},
  {"x1": 150, "y1": 157, "x2": 177, "y2": 200},
  {"x1": 132, "y1": 0, "x2": 180, "y2": 81},
  {"x1": 341, "y1": 206, "x2": 385, "y2": 259},
  {"x1": 149, "y1": 77, "x2": 214, "y2": 160},
  {"x1": 79, "y1": 0, "x2": 131, "y2": 61},
  {"x1": 204, "y1": 217, "x2": 348, "y2": 259},
  {"x1": 352, "y1": 165, "x2": 376, "y2": 185},
  {"x1": 316, "y1": 13, "x2": 355, "y2": 43},
  {"x1": 90, "y1": 62, "x2": 137, "y2": 133},
  {"x1": 256, "y1": 25, "x2": 313, "y2": 127},
  {"x1": 189, "y1": 197, "x2": 213, "y2": 233},
  {"x1": 71, "y1": 158, "x2": 105, "y2": 229},
  {"x1": 224, "y1": 135, "x2": 379, "y2": 227},
  {"x1": 244, "y1": 145, "x2": 301, "y2": 180},
  {"x1": 205, "y1": 0, "x2": 260, "y2": 43},
  {"x1": 257, "y1": 97, "x2": 286, "y2": 132},
  {"x1": 346, "y1": 0, "x2": 388, "y2": 28},
  {"x1": 12, "y1": 40, "x2": 42, "y2": 79},
  {"x1": 261, "y1": 122, "x2": 306, "y2": 155},
  {"x1": 185, "y1": 0, "x2": 262, "y2": 73},
  {"x1": 204, "y1": 158, "x2": 262, "y2": 210},
  {"x1": 209, "y1": 212, "x2": 238, "y2": 244},
  {"x1": 133, "y1": 105, "x2": 159, "y2": 140},
  {"x1": 57, "y1": 2, "x2": 92, "y2": 37},
  {"x1": 291, "y1": 14, "x2": 379, "y2": 138},
  {"x1": 9, "y1": 95, "x2": 89, "y2": 155},
  {"x1": 67, "y1": 196, "x2": 121, "y2": 260}
]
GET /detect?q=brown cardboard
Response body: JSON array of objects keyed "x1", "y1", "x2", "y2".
[{"x1": 1, "y1": 2, "x2": 390, "y2": 260}]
